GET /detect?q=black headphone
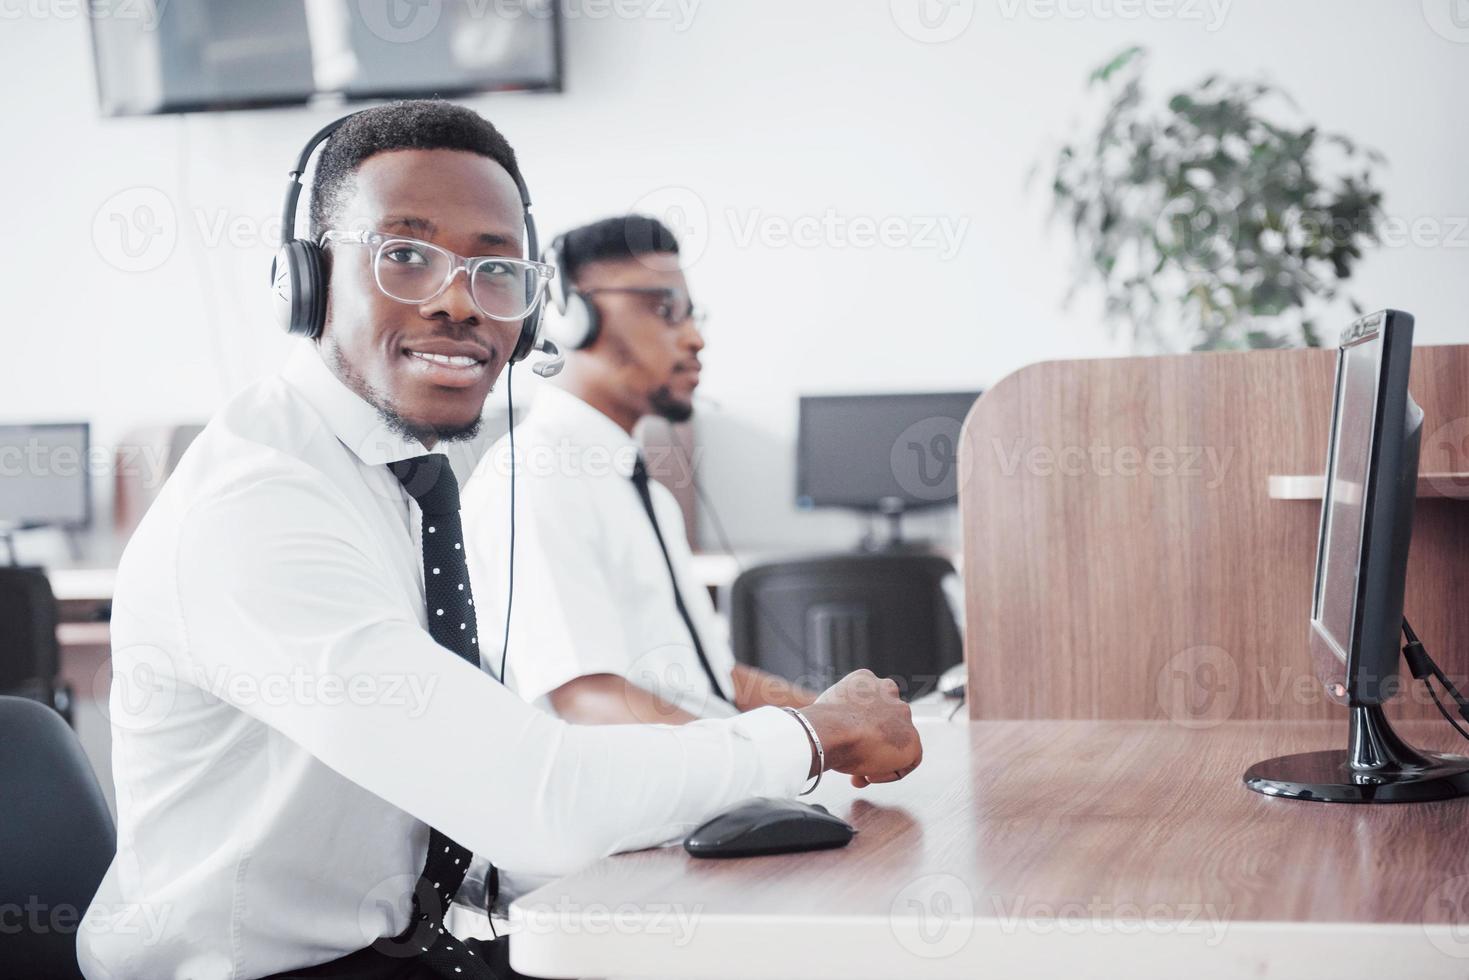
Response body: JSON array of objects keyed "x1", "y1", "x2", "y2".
[
  {"x1": 539, "y1": 231, "x2": 601, "y2": 351},
  {"x1": 269, "y1": 111, "x2": 547, "y2": 367}
]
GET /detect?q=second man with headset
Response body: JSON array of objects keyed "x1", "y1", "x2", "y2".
[{"x1": 463, "y1": 215, "x2": 819, "y2": 723}]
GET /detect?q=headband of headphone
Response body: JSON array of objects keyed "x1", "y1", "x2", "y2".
[
  {"x1": 539, "y1": 231, "x2": 600, "y2": 351},
  {"x1": 269, "y1": 110, "x2": 546, "y2": 367}
]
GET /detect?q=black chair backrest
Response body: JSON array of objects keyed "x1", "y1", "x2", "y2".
[
  {"x1": 0, "y1": 566, "x2": 61, "y2": 690},
  {"x1": 0, "y1": 696, "x2": 115, "y2": 979},
  {"x1": 729, "y1": 552, "x2": 962, "y2": 698}
]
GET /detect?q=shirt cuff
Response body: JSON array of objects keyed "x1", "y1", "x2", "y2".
[{"x1": 728, "y1": 705, "x2": 814, "y2": 795}]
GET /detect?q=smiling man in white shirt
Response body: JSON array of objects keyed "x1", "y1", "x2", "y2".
[
  {"x1": 78, "y1": 102, "x2": 921, "y2": 980},
  {"x1": 462, "y1": 216, "x2": 818, "y2": 725}
]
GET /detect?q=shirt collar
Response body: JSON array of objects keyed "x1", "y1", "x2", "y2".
[
  {"x1": 528, "y1": 384, "x2": 642, "y2": 479},
  {"x1": 281, "y1": 343, "x2": 446, "y2": 467}
]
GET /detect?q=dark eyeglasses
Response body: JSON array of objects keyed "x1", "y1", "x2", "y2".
[{"x1": 578, "y1": 287, "x2": 706, "y2": 328}]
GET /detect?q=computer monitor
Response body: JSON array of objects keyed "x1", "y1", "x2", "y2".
[
  {"x1": 0, "y1": 423, "x2": 92, "y2": 532},
  {"x1": 796, "y1": 391, "x2": 982, "y2": 513},
  {"x1": 1309, "y1": 311, "x2": 1420, "y2": 707},
  {"x1": 1244, "y1": 310, "x2": 1469, "y2": 803}
]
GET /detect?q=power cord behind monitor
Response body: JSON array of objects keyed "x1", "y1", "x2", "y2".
[{"x1": 1402, "y1": 618, "x2": 1469, "y2": 742}]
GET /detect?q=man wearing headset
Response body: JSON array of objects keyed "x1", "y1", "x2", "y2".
[
  {"x1": 462, "y1": 216, "x2": 817, "y2": 724},
  {"x1": 79, "y1": 102, "x2": 921, "y2": 980}
]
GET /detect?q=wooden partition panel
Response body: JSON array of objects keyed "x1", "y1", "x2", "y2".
[{"x1": 959, "y1": 345, "x2": 1469, "y2": 722}]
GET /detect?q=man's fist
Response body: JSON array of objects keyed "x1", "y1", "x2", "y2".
[{"x1": 802, "y1": 669, "x2": 922, "y2": 788}]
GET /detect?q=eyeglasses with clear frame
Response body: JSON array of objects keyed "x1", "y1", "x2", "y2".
[
  {"x1": 579, "y1": 287, "x2": 707, "y2": 329},
  {"x1": 319, "y1": 229, "x2": 556, "y2": 322}
]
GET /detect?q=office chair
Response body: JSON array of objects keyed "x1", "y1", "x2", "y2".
[
  {"x1": 729, "y1": 553, "x2": 963, "y2": 698},
  {"x1": 0, "y1": 566, "x2": 73, "y2": 724},
  {"x1": 0, "y1": 696, "x2": 116, "y2": 979}
]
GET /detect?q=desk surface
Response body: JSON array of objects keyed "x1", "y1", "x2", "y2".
[{"x1": 510, "y1": 719, "x2": 1469, "y2": 980}]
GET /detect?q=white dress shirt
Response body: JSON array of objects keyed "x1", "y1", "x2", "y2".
[
  {"x1": 79, "y1": 345, "x2": 809, "y2": 980},
  {"x1": 462, "y1": 384, "x2": 739, "y2": 720}
]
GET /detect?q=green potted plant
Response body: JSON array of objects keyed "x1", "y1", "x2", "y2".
[{"x1": 1044, "y1": 46, "x2": 1386, "y2": 352}]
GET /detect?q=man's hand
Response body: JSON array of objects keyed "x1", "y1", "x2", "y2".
[{"x1": 800, "y1": 669, "x2": 922, "y2": 788}]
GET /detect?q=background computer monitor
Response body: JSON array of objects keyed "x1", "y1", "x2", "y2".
[
  {"x1": 796, "y1": 392, "x2": 982, "y2": 513},
  {"x1": 1308, "y1": 309, "x2": 1419, "y2": 708},
  {"x1": 0, "y1": 423, "x2": 92, "y2": 531}
]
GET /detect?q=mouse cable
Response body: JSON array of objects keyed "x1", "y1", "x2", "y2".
[
  {"x1": 1401, "y1": 617, "x2": 1469, "y2": 743},
  {"x1": 946, "y1": 695, "x2": 966, "y2": 722}
]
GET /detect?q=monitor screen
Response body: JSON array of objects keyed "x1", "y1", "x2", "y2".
[
  {"x1": 0, "y1": 423, "x2": 92, "y2": 530},
  {"x1": 797, "y1": 392, "x2": 982, "y2": 511},
  {"x1": 1312, "y1": 328, "x2": 1381, "y2": 667},
  {"x1": 90, "y1": 0, "x2": 562, "y2": 117}
]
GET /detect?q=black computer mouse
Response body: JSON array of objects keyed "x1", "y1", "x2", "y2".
[{"x1": 684, "y1": 797, "x2": 855, "y2": 859}]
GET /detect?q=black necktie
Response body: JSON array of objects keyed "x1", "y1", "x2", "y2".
[
  {"x1": 630, "y1": 456, "x2": 734, "y2": 706},
  {"x1": 381, "y1": 453, "x2": 497, "y2": 979}
]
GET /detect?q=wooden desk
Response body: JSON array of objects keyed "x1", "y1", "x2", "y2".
[{"x1": 509, "y1": 719, "x2": 1469, "y2": 979}]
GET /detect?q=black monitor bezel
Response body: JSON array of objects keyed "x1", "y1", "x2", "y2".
[{"x1": 1308, "y1": 309, "x2": 1418, "y2": 707}]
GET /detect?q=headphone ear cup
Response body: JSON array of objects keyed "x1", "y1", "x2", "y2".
[
  {"x1": 512, "y1": 305, "x2": 542, "y2": 364},
  {"x1": 547, "y1": 292, "x2": 598, "y2": 350},
  {"x1": 272, "y1": 240, "x2": 328, "y2": 339},
  {"x1": 511, "y1": 264, "x2": 547, "y2": 363}
]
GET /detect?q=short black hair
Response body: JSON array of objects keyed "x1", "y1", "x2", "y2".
[
  {"x1": 553, "y1": 215, "x2": 681, "y2": 286},
  {"x1": 307, "y1": 99, "x2": 522, "y2": 240}
]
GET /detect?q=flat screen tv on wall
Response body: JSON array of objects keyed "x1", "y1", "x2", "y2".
[{"x1": 90, "y1": 0, "x2": 563, "y2": 116}]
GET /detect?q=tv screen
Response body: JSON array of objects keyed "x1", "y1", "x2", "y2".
[{"x1": 90, "y1": 0, "x2": 562, "y2": 116}]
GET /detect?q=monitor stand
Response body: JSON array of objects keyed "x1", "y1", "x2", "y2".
[
  {"x1": 857, "y1": 502, "x2": 934, "y2": 554},
  {"x1": 1244, "y1": 704, "x2": 1469, "y2": 803}
]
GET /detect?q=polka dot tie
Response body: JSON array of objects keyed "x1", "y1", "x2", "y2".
[{"x1": 384, "y1": 454, "x2": 497, "y2": 979}]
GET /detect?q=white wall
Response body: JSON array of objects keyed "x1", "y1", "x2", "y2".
[{"x1": 3, "y1": 0, "x2": 1468, "y2": 554}]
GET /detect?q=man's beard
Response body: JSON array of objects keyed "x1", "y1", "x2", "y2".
[
  {"x1": 378, "y1": 404, "x2": 484, "y2": 446},
  {"x1": 649, "y1": 384, "x2": 693, "y2": 424},
  {"x1": 329, "y1": 343, "x2": 485, "y2": 445}
]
